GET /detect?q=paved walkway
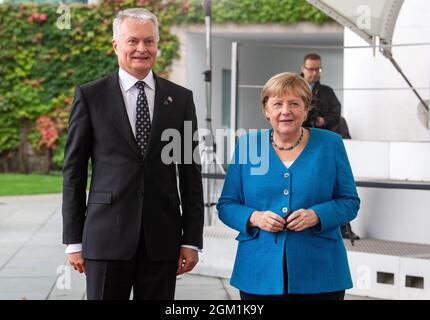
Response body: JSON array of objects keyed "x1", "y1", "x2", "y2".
[
  {"x1": 0, "y1": 194, "x2": 238, "y2": 300},
  {"x1": 0, "y1": 194, "x2": 367, "y2": 300}
]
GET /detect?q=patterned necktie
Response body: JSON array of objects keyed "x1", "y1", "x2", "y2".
[{"x1": 135, "y1": 81, "x2": 151, "y2": 157}]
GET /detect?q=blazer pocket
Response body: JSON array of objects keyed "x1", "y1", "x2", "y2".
[
  {"x1": 168, "y1": 193, "x2": 181, "y2": 206},
  {"x1": 313, "y1": 227, "x2": 341, "y2": 240},
  {"x1": 87, "y1": 192, "x2": 112, "y2": 205},
  {"x1": 235, "y1": 231, "x2": 258, "y2": 242}
]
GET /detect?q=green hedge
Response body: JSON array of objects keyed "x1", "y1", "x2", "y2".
[
  {"x1": 0, "y1": 0, "x2": 180, "y2": 167},
  {"x1": 0, "y1": 0, "x2": 328, "y2": 171},
  {"x1": 176, "y1": 0, "x2": 328, "y2": 24}
]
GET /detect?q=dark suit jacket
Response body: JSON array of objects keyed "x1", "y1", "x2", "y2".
[
  {"x1": 62, "y1": 70, "x2": 204, "y2": 261},
  {"x1": 303, "y1": 80, "x2": 341, "y2": 130}
]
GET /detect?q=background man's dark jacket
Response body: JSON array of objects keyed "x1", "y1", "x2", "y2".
[{"x1": 303, "y1": 80, "x2": 341, "y2": 131}]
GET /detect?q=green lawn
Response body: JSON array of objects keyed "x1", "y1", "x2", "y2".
[{"x1": 0, "y1": 174, "x2": 63, "y2": 196}]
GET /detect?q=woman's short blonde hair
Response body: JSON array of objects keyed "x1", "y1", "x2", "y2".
[{"x1": 260, "y1": 72, "x2": 312, "y2": 112}]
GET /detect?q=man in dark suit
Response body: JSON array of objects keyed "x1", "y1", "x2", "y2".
[
  {"x1": 62, "y1": 8, "x2": 204, "y2": 300},
  {"x1": 301, "y1": 53, "x2": 351, "y2": 138}
]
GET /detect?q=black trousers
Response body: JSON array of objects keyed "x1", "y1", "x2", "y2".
[
  {"x1": 240, "y1": 250, "x2": 345, "y2": 301},
  {"x1": 85, "y1": 232, "x2": 177, "y2": 300}
]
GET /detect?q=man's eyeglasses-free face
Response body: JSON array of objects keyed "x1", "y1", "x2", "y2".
[{"x1": 303, "y1": 66, "x2": 322, "y2": 73}]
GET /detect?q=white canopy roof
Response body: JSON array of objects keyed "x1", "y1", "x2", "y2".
[
  {"x1": 306, "y1": 0, "x2": 429, "y2": 114},
  {"x1": 306, "y1": 0, "x2": 404, "y2": 57}
]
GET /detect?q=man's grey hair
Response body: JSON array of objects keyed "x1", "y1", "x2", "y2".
[{"x1": 112, "y1": 8, "x2": 159, "y2": 42}]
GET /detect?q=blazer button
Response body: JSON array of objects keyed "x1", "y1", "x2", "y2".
[
  {"x1": 282, "y1": 207, "x2": 289, "y2": 213},
  {"x1": 283, "y1": 189, "x2": 289, "y2": 195},
  {"x1": 284, "y1": 172, "x2": 290, "y2": 178}
]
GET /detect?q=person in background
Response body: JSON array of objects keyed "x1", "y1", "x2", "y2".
[
  {"x1": 301, "y1": 53, "x2": 358, "y2": 240},
  {"x1": 217, "y1": 72, "x2": 360, "y2": 300},
  {"x1": 301, "y1": 53, "x2": 351, "y2": 138}
]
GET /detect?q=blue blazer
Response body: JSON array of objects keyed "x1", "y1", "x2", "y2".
[{"x1": 217, "y1": 128, "x2": 360, "y2": 294}]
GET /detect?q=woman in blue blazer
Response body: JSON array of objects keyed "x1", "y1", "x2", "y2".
[{"x1": 217, "y1": 72, "x2": 360, "y2": 300}]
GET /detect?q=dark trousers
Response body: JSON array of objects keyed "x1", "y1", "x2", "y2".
[
  {"x1": 240, "y1": 250, "x2": 345, "y2": 301},
  {"x1": 85, "y1": 232, "x2": 177, "y2": 300}
]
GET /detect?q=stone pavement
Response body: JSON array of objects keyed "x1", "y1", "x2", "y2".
[
  {"x1": 0, "y1": 194, "x2": 238, "y2": 300},
  {"x1": 0, "y1": 194, "x2": 368, "y2": 300}
]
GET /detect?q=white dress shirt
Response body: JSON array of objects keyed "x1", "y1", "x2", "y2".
[
  {"x1": 118, "y1": 67, "x2": 156, "y2": 133},
  {"x1": 66, "y1": 68, "x2": 199, "y2": 254}
]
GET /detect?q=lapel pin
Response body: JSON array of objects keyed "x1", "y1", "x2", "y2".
[{"x1": 164, "y1": 96, "x2": 173, "y2": 105}]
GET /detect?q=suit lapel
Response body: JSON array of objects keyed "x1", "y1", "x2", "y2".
[
  {"x1": 145, "y1": 74, "x2": 171, "y2": 159},
  {"x1": 106, "y1": 71, "x2": 141, "y2": 157}
]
